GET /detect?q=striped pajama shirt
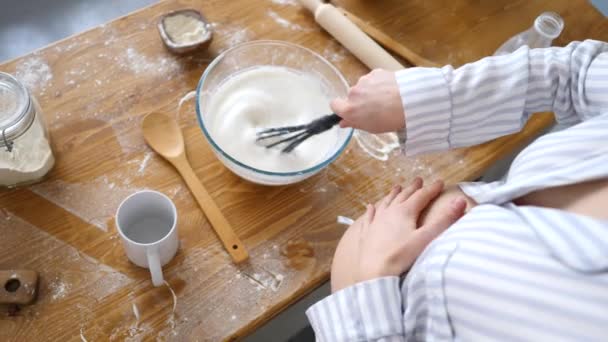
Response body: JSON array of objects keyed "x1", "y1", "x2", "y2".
[{"x1": 306, "y1": 40, "x2": 608, "y2": 341}]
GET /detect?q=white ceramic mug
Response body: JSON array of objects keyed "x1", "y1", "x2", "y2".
[{"x1": 116, "y1": 190, "x2": 179, "y2": 287}]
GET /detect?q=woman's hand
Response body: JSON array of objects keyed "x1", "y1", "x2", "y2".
[
  {"x1": 331, "y1": 69, "x2": 405, "y2": 133},
  {"x1": 331, "y1": 178, "x2": 467, "y2": 292}
]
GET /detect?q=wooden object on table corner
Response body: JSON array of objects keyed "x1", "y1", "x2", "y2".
[
  {"x1": 142, "y1": 112, "x2": 249, "y2": 264},
  {"x1": 338, "y1": 7, "x2": 440, "y2": 67},
  {"x1": 298, "y1": 0, "x2": 404, "y2": 70},
  {"x1": 333, "y1": 0, "x2": 608, "y2": 67},
  {"x1": 0, "y1": 270, "x2": 39, "y2": 305}
]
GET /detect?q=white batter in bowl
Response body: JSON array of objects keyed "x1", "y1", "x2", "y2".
[{"x1": 196, "y1": 41, "x2": 352, "y2": 185}]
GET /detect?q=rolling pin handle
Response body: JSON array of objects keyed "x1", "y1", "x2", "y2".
[{"x1": 298, "y1": 0, "x2": 322, "y2": 12}]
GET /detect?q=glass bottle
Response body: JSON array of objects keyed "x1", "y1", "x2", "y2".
[
  {"x1": 0, "y1": 72, "x2": 55, "y2": 188},
  {"x1": 494, "y1": 12, "x2": 564, "y2": 55}
]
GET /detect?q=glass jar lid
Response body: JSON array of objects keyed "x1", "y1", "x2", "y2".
[{"x1": 0, "y1": 72, "x2": 34, "y2": 151}]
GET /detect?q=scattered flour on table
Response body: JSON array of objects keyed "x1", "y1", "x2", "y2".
[
  {"x1": 52, "y1": 109, "x2": 145, "y2": 154},
  {"x1": 354, "y1": 130, "x2": 400, "y2": 161},
  {"x1": 166, "y1": 184, "x2": 189, "y2": 202},
  {"x1": 322, "y1": 40, "x2": 348, "y2": 63},
  {"x1": 15, "y1": 56, "x2": 53, "y2": 91},
  {"x1": 53, "y1": 37, "x2": 92, "y2": 53},
  {"x1": 137, "y1": 152, "x2": 153, "y2": 174},
  {"x1": 239, "y1": 264, "x2": 284, "y2": 292},
  {"x1": 102, "y1": 26, "x2": 120, "y2": 47},
  {"x1": 115, "y1": 322, "x2": 153, "y2": 342},
  {"x1": 96, "y1": 112, "x2": 147, "y2": 154},
  {"x1": 132, "y1": 241, "x2": 299, "y2": 340},
  {"x1": 49, "y1": 277, "x2": 71, "y2": 300},
  {"x1": 210, "y1": 23, "x2": 253, "y2": 52},
  {"x1": 0, "y1": 211, "x2": 132, "y2": 306},
  {"x1": 266, "y1": 10, "x2": 316, "y2": 32},
  {"x1": 119, "y1": 47, "x2": 181, "y2": 78},
  {"x1": 30, "y1": 175, "x2": 145, "y2": 231}
]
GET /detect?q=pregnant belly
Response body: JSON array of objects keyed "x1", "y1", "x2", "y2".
[{"x1": 514, "y1": 178, "x2": 608, "y2": 221}]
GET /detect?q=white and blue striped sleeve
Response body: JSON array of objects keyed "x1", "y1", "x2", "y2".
[
  {"x1": 396, "y1": 39, "x2": 608, "y2": 156},
  {"x1": 306, "y1": 277, "x2": 405, "y2": 342}
]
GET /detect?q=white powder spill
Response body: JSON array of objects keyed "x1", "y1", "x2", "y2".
[
  {"x1": 114, "y1": 322, "x2": 153, "y2": 342},
  {"x1": 30, "y1": 175, "x2": 145, "y2": 231},
  {"x1": 156, "y1": 330, "x2": 178, "y2": 341},
  {"x1": 267, "y1": 10, "x2": 316, "y2": 32},
  {"x1": 50, "y1": 277, "x2": 71, "y2": 300},
  {"x1": 51, "y1": 105, "x2": 146, "y2": 154},
  {"x1": 322, "y1": 40, "x2": 348, "y2": 63},
  {"x1": 211, "y1": 23, "x2": 253, "y2": 52},
  {"x1": 102, "y1": 26, "x2": 120, "y2": 47},
  {"x1": 166, "y1": 184, "x2": 189, "y2": 203},
  {"x1": 53, "y1": 36, "x2": 93, "y2": 54},
  {"x1": 104, "y1": 239, "x2": 311, "y2": 340},
  {"x1": 271, "y1": 0, "x2": 299, "y2": 5},
  {"x1": 241, "y1": 267, "x2": 284, "y2": 292},
  {"x1": 111, "y1": 115, "x2": 146, "y2": 154},
  {"x1": 323, "y1": 47, "x2": 346, "y2": 63},
  {"x1": 120, "y1": 47, "x2": 181, "y2": 78},
  {"x1": 15, "y1": 56, "x2": 53, "y2": 91},
  {"x1": 138, "y1": 152, "x2": 153, "y2": 174},
  {"x1": 354, "y1": 130, "x2": 400, "y2": 161},
  {"x1": 63, "y1": 65, "x2": 90, "y2": 88}
]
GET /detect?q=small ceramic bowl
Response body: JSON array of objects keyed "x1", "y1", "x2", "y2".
[{"x1": 158, "y1": 9, "x2": 213, "y2": 54}]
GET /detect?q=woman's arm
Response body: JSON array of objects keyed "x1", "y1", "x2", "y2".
[
  {"x1": 333, "y1": 40, "x2": 608, "y2": 156},
  {"x1": 398, "y1": 39, "x2": 608, "y2": 155},
  {"x1": 307, "y1": 277, "x2": 406, "y2": 342}
]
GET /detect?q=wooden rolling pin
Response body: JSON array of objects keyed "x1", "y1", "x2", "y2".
[
  {"x1": 338, "y1": 8, "x2": 440, "y2": 67},
  {"x1": 299, "y1": 0, "x2": 404, "y2": 71}
]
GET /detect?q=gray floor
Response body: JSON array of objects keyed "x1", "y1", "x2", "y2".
[
  {"x1": 1, "y1": 1, "x2": 606, "y2": 341},
  {"x1": 0, "y1": 0, "x2": 157, "y2": 62}
]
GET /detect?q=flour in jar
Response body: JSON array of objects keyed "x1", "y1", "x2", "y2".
[{"x1": 205, "y1": 66, "x2": 339, "y2": 173}]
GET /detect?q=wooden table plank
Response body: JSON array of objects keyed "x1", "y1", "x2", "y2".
[{"x1": 0, "y1": 0, "x2": 606, "y2": 341}]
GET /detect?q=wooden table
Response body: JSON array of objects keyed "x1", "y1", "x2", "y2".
[{"x1": 0, "y1": 0, "x2": 606, "y2": 340}]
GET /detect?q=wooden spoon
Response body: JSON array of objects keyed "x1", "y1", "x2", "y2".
[{"x1": 142, "y1": 112, "x2": 249, "y2": 263}]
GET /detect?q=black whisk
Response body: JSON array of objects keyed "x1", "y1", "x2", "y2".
[{"x1": 256, "y1": 114, "x2": 342, "y2": 153}]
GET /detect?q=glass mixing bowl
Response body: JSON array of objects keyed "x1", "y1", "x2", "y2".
[{"x1": 195, "y1": 40, "x2": 353, "y2": 185}]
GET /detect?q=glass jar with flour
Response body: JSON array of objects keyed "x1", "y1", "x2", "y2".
[{"x1": 0, "y1": 72, "x2": 55, "y2": 188}]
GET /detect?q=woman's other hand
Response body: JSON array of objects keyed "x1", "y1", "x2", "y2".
[{"x1": 331, "y1": 178, "x2": 467, "y2": 292}]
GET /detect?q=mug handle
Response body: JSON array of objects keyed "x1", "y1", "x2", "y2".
[{"x1": 147, "y1": 248, "x2": 164, "y2": 287}]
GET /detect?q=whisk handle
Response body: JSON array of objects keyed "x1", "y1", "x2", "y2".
[{"x1": 309, "y1": 113, "x2": 342, "y2": 134}]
